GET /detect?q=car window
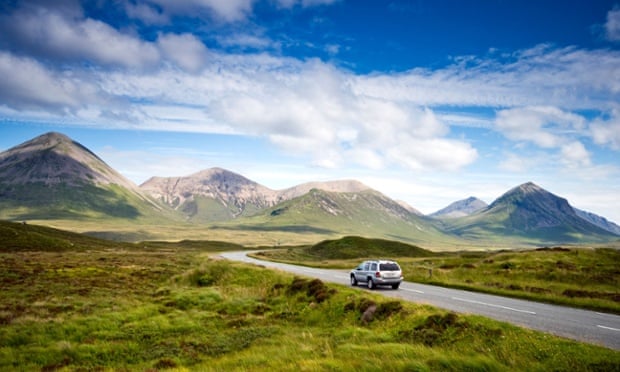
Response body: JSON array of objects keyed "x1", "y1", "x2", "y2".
[
  {"x1": 371, "y1": 263, "x2": 377, "y2": 271},
  {"x1": 364, "y1": 263, "x2": 370, "y2": 270},
  {"x1": 380, "y1": 263, "x2": 400, "y2": 271}
]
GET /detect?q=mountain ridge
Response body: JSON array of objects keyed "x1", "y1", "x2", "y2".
[
  {"x1": 139, "y1": 167, "x2": 376, "y2": 222},
  {"x1": 444, "y1": 182, "x2": 618, "y2": 243},
  {"x1": 1, "y1": 132, "x2": 618, "y2": 245}
]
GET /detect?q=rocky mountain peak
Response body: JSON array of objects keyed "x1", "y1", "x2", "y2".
[{"x1": 0, "y1": 132, "x2": 136, "y2": 190}]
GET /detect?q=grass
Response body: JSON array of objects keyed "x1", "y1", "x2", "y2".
[
  {"x1": 0, "y1": 222, "x2": 619, "y2": 370},
  {"x1": 253, "y1": 237, "x2": 620, "y2": 314}
]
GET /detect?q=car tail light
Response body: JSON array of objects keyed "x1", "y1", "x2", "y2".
[{"x1": 375, "y1": 271, "x2": 381, "y2": 278}]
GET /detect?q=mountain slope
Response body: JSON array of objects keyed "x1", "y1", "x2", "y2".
[
  {"x1": 140, "y1": 168, "x2": 280, "y2": 222},
  {"x1": 429, "y1": 196, "x2": 487, "y2": 219},
  {"x1": 444, "y1": 182, "x2": 618, "y2": 244},
  {"x1": 217, "y1": 188, "x2": 457, "y2": 246},
  {"x1": 140, "y1": 169, "x2": 378, "y2": 223},
  {"x1": 0, "y1": 132, "x2": 164, "y2": 221},
  {"x1": 574, "y1": 208, "x2": 620, "y2": 236}
]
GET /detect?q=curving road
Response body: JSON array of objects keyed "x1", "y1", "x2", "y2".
[{"x1": 221, "y1": 251, "x2": 620, "y2": 351}]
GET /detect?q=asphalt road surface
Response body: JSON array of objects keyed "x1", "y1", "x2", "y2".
[{"x1": 220, "y1": 251, "x2": 620, "y2": 351}]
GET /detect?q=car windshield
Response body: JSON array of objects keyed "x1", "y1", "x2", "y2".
[{"x1": 380, "y1": 263, "x2": 400, "y2": 271}]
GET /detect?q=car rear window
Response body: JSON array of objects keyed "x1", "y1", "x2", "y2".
[{"x1": 380, "y1": 263, "x2": 400, "y2": 271}]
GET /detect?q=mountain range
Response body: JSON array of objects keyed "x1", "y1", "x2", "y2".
[{"x1": 0, "y1": 132, "x2": 618, "y2": 246}]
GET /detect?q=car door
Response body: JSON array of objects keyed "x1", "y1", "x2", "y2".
[
  {"x1": 353, "y1": 263, "x2": 365, "y2": 281},
  {"x1": 361, "y1": 261, "x2": 371, "y2": 281},
  {"x1": 369, "y1": 262, "x2": 377, "y2": 280},
  {"x1": 355, "y1": 261, "x2": 369, "y2": 282}
]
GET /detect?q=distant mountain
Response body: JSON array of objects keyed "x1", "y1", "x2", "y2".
[
  {"x1": 444, "y1": 182, "x2": 618, "y2": 244},
  {"x1": 0, "y1": 132, "x2": 162, "y2": 220},
  {"x1": 220, "y1": 188, "x2": 456, "y2": 246},
  {"x1": 574, "y1": 208, "x2": 620, "y2": 236},
  {"x1": 140, "y1": 168, "x2": 280, "y2": 221},
  {"x1": 429, "y1": 196, "x2": 487, "y2": 219},
  {"x1": 140, "y1": 169, "x2": 378, "y2": 222}
]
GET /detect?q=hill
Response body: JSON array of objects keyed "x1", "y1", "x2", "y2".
[
  {"x1": 0, "y1": 219, "x2": 132, "y2": 251},
  {"x1": 444, "y1": 182, "x2": 619, "y2": 244},
  {"x1": 0, "y1": 132, "x2": 166, "y2": 221},
  {"x1": 307, "y1": 236, "x2": 436, "y2": 259}
]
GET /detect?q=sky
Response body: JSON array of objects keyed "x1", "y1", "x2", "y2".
[{"x1": 1, "y1": 0, "x2": 619, "y2": 223}]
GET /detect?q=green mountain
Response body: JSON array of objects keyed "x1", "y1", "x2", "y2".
[
  {"x1": 443, "y1": 182, "x2": 619, "y2": 244},
  {"x1": 215, "y1": 188, "x2": 458, "y2": 246},
  {"x1": 0, "y1": 132, "x2": 168, "y2": 222}
]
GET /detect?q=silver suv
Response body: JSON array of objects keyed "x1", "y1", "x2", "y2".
[{"x1": 350, "y1": 260, "x2": 403, "y2": 289}]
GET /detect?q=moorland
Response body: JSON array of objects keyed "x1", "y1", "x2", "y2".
[{"x1": 1, "y1": 221, "x2": 619, "y2": 371}]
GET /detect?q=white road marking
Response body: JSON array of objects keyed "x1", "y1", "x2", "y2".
[
  {"x1": 597, "y1": 325, "x2": 620, "y2": 332},
  {"x1": 452, "y1": 297, "x2": 537, "y2": 315},
  {"x1": 402, "y1": 288, "x2": 424, "y2": 294}
]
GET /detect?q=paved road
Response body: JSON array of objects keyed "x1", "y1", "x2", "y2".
[{"x1": 220, "y1": 251, "x2": 620, "y2": 351}]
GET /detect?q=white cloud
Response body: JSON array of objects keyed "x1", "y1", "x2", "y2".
[
  {"x1": 590, "y1": 108, "x2": 620, "y2": 150},
  {"x1": 146, "y1": 0, "x2": 255, "y2": 22},
  {"x1": 353, "y1": 45, "x2": 620, "y2": 111},
  {"x1": 124, "y1": 2, "x2": 169, "y2": 25},
  {"x1": 0, "y1": 5, "x2": 160, "y2": 68},
  {"x1": 560, "y1": 141, "x2": 591, "y2": 168},
  {"x1": 276, "y1": 0, "x2": 340, "y2": 8},
  {"x1": 216, "y1": 33, "x2": 279, "y2": 50},
  {"x1": 495, "y1": 106, "x2": 586, "y2": 148},
  {"x1": 606, "y1": 7, "x2": 620, "y2": 41},
  {"x1": 0, "y1": 52, "x2": 94, "y2": 111},
  {"x1": 157, "y1": 33, "x2": 209, "y2": 73},
  {"x1": 202, "y1": 60, "x2": 475, "y2": 172}
]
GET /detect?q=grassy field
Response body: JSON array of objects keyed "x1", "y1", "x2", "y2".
[
  {"x1": 1, "y1": 222, "x2": 619, "y2": 370},
  {"x1": 254, "y1": 236, "x2": 620, "y2": 314}
]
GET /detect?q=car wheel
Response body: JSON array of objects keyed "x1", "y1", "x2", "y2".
[
  {"x1": 391, "y1": 283, "x2": 400, "y2": 289},
  {"x1": 367, "y1": 279, "x2": 374, "y2": 290},
  {"x1": 350, "y1": 275, "x2": 358, "y2": 286}
]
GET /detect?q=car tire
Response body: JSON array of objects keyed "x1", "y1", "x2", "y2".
[
  {"x1": 391, "y1": 283, "x2": 400, "y2": 289},
  {"x1": 350, "y1": 275, "x2": 358, "y2": 286},
  {"x1": 367, "y1": 279, "x2": 374, "y2": 290}
]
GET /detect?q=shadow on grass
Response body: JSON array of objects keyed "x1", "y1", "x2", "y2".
[{"x1": 210, "y1": 224, "x2": 335, "y2": 234}]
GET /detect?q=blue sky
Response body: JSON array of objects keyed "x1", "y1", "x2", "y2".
[{"x1": 1, "y1": 0, "x2": 620, "y2": 223}]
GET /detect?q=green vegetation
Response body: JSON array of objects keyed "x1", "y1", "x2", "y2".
[
  {"x1": 1, "y1": 222, "x2": 618, "y2": 370},
  {"x1": 255, "y1": 237, "x2": 620, "y2": 314}
]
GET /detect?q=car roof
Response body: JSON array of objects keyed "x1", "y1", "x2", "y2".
[{"x1": 365, "y1": 260, "x2": 398, "y2": 263}]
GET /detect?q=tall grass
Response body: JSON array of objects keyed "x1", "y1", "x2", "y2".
[
  {"x1": 1, "y1": 241, "x2": 618, "y2": 370},
  {"x1": 256, "y1": 238, "x2": 620, "y2": 314}
]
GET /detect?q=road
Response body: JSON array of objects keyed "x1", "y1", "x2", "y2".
[{"x1": 220, "y1": 251, "x2": 620, "y2": 351}]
